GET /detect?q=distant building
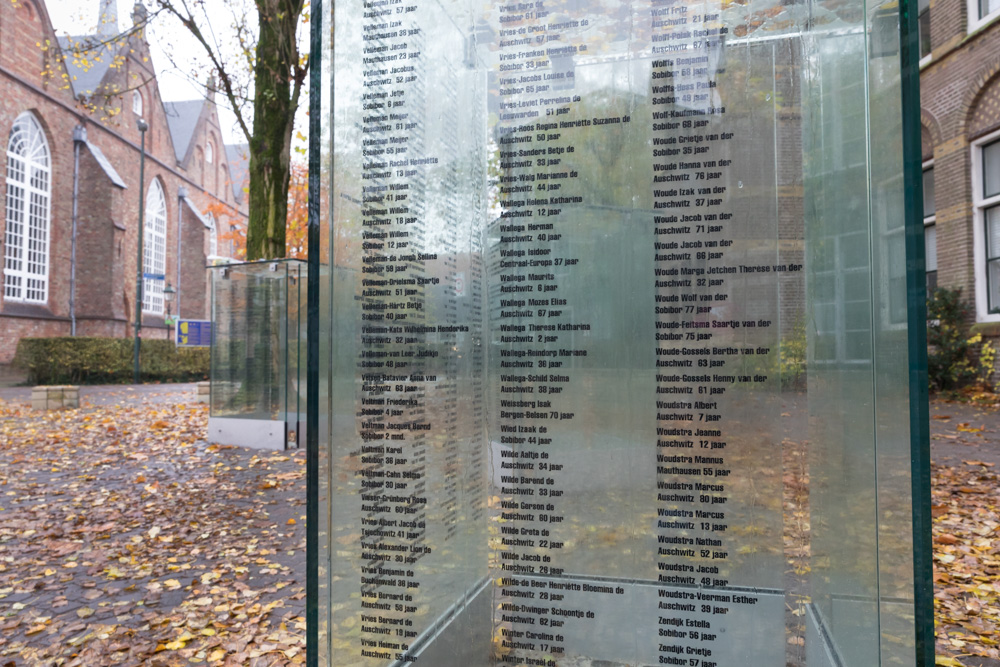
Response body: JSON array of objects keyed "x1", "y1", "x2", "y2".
[
  {"x1": 920, "y1": 0, "x2": 1000, "y2": 339},
  {"x1": 0, "y1": 0, "x2": 248, "y2": 363}
]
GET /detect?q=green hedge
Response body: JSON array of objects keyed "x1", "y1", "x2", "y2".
[{"x1": 13, "y1": 337, "x2": 209, "y2": 385}]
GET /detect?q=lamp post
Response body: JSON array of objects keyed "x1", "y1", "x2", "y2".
[
  {"x1": 133, "y1": 117, "x2": 149, "y2": 384},
  {"x1": 164, "y1": 282, "x2": 176, "y2": 344}
]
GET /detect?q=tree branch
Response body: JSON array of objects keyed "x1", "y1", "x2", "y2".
[{"x1": 152, "y1": 0, "x2": 253, "y2": 143}]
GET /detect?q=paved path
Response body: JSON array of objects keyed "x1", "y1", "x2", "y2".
[{"x1": 929, "y1": 397, "x2": 1000, "y2": 468}]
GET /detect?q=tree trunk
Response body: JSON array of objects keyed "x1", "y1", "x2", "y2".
[{"x1": 246, "y1": 0, "x2": 302, "y2": 260}]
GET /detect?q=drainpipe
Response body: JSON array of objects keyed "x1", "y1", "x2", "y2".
[
  {"x1": 177, "y1": 186, "x2": 187, "y2": 319},
  {"x1": 70, "y1": 125, "x2": 87, "y2": 336}
]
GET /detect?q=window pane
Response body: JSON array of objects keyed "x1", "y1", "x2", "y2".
[
  {"x1": 989, "y1": 206, "x2": 1000, "y2": 258},
  {"x1": 990, "y1": 259, "x2": 1000, "y2": 311},
  {"x1": 982, "y1": 0, "x2": 1000, "y2": 18},
  {"x1": 4, "y1": 112, "x2": 50, "y2": 304},
  {"x1": 923, "y1": 168, "x2": 934, "y2": 217},
  {"x1": 925, "y1": 224, "x2": 937, "y2": 272},
  {"x1": 984, "y1": 141, "x2": 1000, "y2": 197},
  {"x1": 919, "y1": 9, "x2": 931, "y2": 58}
]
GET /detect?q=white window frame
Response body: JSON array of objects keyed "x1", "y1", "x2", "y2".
[
  {"x1": 142, "y1": 180, "x2": 167, "y2": 315},
  {"x1": 4, "y1": 112, "x2": 51, "y2": 305},
  {"x1": 972, "y1": 129, "x2": 1000, "y2": 321},
  {"x1": 132, "y1": 90, "x2": 143, "y2": 117},
  {"x1": 969, "y1": 0, "x2": 1000, "y2": 35},
  {"x1": 205, "y1": 141, "x2": 214, "y2": 165}
]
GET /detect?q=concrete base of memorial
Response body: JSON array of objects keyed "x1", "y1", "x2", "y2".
[
  {"x1": 207, "y1": 417, "x2": 285, "y2": 450},
  {"x1": 207, "y1": 415, "x2": 306, "y2": 451},
  {"x1": 31, "y1": 385, "x2": 79, "y2": 410}
]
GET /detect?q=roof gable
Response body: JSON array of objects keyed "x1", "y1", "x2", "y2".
[
  {"x1": 57, "y1": 35, "x2": 123, "y2": 98},
  {"x1": 224, "y1": 144, "x2": 249, "y2": 203},
  {"x1": 163, "y1": 99, "x2": 207, "y2": 163}
]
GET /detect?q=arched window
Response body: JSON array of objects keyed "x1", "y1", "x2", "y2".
[
  {"x1": 4, "y1": 112, "x2": 51, "y2": 304},
  {"x1": 208, "y1": 214, "x2": 219, "y2": 258},
  {"x1": 133, "y1": 90, "x2": 143, "y2": 117},
  {"x1": 205, "y1": 140, "x2": 214, "y2": 165},
  {"x1": 142, "y1": 180, "x2": 167, "y2": 314}
]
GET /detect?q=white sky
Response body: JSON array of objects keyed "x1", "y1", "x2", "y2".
[{"x1": 45, "y1": 0, "x2": 267, "y2": 146}]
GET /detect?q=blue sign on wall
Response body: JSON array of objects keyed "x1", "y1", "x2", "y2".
[{"x1": 176, "y1": 320, "x2": 212, "y2": 347}]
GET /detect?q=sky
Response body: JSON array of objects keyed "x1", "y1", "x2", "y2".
[{"x1": 44, "y1": 0, "x2": 261, "y2": 145}]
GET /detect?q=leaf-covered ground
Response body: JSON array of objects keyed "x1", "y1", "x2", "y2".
[
  {"x1": 931, "y1": 397, "x2": 1000, "y2": 667},
  {"x1": 2, "y1": 387, "x2": 999, "y2": 666},
  {"x1": 0, "y1": 391, "x2": 306, "y2": 666}
]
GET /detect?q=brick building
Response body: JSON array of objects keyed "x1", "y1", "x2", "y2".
[
  {"x1": 919, "y1": 0, "x2": 1000, "y2": 342},
  {"x1": 0, "y1": 0, "x2": 248, "y2": 363}
]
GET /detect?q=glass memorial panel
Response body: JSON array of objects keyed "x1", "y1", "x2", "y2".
[
  {"x1": 209, "y1": 260, "x2": 308, "y2": 448},
  {"x1": 320, "y1": 0, "x2": 923, "y2": 662}
]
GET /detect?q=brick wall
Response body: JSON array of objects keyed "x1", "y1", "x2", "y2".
[
  {"x1": 921, "y1": 0, "x2": 1000, "y2": 315},
  {"x1": 0, "y1": 0, "x2": 248, "y2": 364}
]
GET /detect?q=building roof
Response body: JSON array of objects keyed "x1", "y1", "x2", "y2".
[
  {"x1": 163, "y1": 99, "x2": 206, "y2": 163},
  {"x1": 84, "y1": 141, "x2": 127, "y2": 188},
  {"x1": 225, "y1": 143, "x2": 249, "y2": 203},
  {"x1": 57, "y1": 35, "x2": 120, "y2": 98}
]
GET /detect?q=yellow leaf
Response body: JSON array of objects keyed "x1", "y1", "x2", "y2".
[
  {"x1": 287, "y1": 518, "x2": 296, "y2": 525},
  {"x1": 148, "y1": 526, "x2": 161, "y2": 539},
  {"x1": 76, "y1": 607, "x2": 95, "y2": 618},
  {"x1": 164, "y1": 638, "x2": 187, "y2": 650},
  {"x1": 200, "y1": 628, "x2": 217, "y2": 636},
  {"x1": 164, "y1": 579, "x2": 182, "y2": 590},
  {"x1": 936, "y1": 658, "x2": 965, "y2": 667},
  {"x1": 207, "y1": 649, "x2": 227, "y2": 662}
]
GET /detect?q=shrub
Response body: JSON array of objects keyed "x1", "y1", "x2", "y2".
[
  {"x1": 779, "y1": 320, "x2": 807, "y2": 390},
  {"x1": 927, "y1": 288, "x2": 976, "y2": 391},
  {"x1": 12, "y1": 337, "x2": 209, "y2": 385}
]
